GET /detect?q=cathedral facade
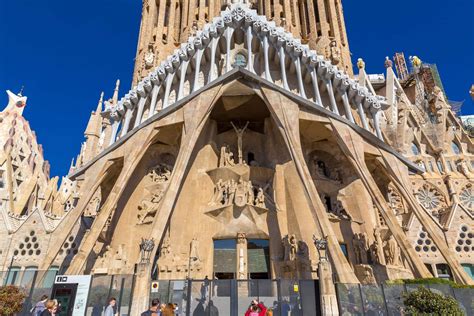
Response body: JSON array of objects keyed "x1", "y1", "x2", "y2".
[{"x1": 1, "y1": 0, "x2": 473, "y2": 314}]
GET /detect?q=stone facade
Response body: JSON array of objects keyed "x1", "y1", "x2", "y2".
[
  {"x1": 1, "y1": 1, "x2": 473, "y2": 314},
  {"x1": 132, "y1": 0, "x2": 352, "y2": 85}
]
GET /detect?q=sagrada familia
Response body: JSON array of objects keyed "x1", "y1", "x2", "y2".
[{"x1": 1, "y1": 0, "x2": 473, "y2": 313}]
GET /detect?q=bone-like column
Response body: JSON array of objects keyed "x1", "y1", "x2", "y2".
[
  {"x1": 193, "y1": 49, "x2": 204, "y2": 92},
  {"x1": 162, "y1": 72, "x2": 176, "y2": 109},
  {"x1": 262, "y1": 36, "x2": 272, "y2": 82},
  {"x1": 120, "y1": 109, "x2": 134, "y2": 138},
  {"x1": 309, "y1": 67, "x2": 323, "y2": 106},
  {"x1": 134, "y1": 97, "x2": 148, "y2": 128},
  {"x1": 295, "y1": 56, "x2": 306, "y2": 98},
  {"x1": 356, "y1": 101, "x2": 369, "y2": 130},
  {"x1": 325, "y1": 79, "x2": 340, "y2": 115},
  {"x1": 109, "y1": 120, "x2": 120, "y2": 146},
  {"x1": 148, "y1": 85, "x2": 161, "y2": 119},
  {"x1": 208, "y1": 37, "x2": 218, "y2": 82},
  {"x1": 372, "y1": 109, "x2": 383, "y2": 140},
  {"x1": 225, "y1": 27, "x2": 235, "y2": 72},
  {"x1": 178, "y1": 60, "x2": 190, "y2": 99},
  {"x1": 279, "y1": 45, "x2": 290, "y2": 90},
  {"x1": 341, "y1": 92, "x2": 355, "y2": 123},
  {"x1": 246, "y1": 26, "x2": 254, "y2": 73}
]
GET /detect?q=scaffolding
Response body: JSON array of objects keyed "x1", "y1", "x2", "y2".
[{"x1": 393, "y1": 52, "x2": 409, "y2": 81}]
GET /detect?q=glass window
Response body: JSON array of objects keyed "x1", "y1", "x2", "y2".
[
  {"x1": 411, "y1": 142, "x2": 420, "y2": 155},
  {"x1": 461, "y1": 264, "x2": 474, "y2": 280},
  {"x1": 20, "y1": 266, "x2": 37, "y2": 287},
  {"x1": 247, "y1": 239, "x2": 270, "y2": 279},
  {"x1": 340, "y1": 243, "x2": 348, "y2": 259},
  {"x1": 451, "y1": 142, "x2": 461, "y2": 154},
  {"x1": 437, "y1": 160, "x2": 444, "y2": 173},
  {"x1": 428, "y1": 161, "x2": 434, "y2": 172},
  {"x1": 232, "y1": 53, "x2": 247, "y2": 68},
  {"x1": 436, "y1": 264, "x2": 452, "y2": 280},
  {"x1": 213, "y1": 239, "x2": 236, "y2": 279},
  {"x1": 5, "y1": 267, "x2": 21, "y2": 285},
  {"x1": 447, "y1": 161, "x2": 453, "y2": 172}
]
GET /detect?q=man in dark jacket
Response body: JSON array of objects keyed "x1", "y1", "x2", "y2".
[{"x1": 141, "y1": 298, "x2": 161, "y2": 316}]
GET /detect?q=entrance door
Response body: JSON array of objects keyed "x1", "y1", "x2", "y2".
[
  {"x1": 213, "y1": 239, "x2": 236, "y2": 280},
  {"x1": 51, "y1": 283, "x2": 77, "y2": 316}
]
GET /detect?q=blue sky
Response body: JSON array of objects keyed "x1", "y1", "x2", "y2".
[{"x1": 1, "y1": 0, "x2": 473, "y2": 177}]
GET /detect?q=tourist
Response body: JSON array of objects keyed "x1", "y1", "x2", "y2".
[
  {"x1": 39, "y1": 300, "x2": 57, "y2": 316},
  {"x1": 141, "y1": 298, "x2": 161, "y2": 316},
  {"x1": 245, "y1": 300, "x2": 267, "y2": 316},
  {"x1": 31, "y1": 294, "x2": 48, "y2": 316},
  {"x1": 161, "y1": 303, "x2": 176, "y2": 316},
  {"x1": 104, "y1": 297, "x2": 117, "y2": 316}
]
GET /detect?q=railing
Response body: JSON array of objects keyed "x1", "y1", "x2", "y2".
[{"x1": 3, "y1": 271, "x2": 472, "y2": 316}]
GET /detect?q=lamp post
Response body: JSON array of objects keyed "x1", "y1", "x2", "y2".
[
  {"x1": 313, "y1": 235, "x2": 328, "y2": 262},
  {"x1": 4, "y1": 255, "x2": 17, "y2": 286},
  {"x1": 139, "y1": 238, "x2": 155, "y2": 268}
]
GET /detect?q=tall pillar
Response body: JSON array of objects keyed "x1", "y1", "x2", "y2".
[{"x1": 236, "y1": 233, "x2": 248, "y2": 279}]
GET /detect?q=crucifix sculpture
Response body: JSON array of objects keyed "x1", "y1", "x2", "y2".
[{"x1": 230, "y1": 121, "x2": 249, "y2": 164}]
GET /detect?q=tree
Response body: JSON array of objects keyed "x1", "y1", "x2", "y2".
[
  {"x1": 0, "y1": 285, "x2": 27, "y2": 316},
  {"x1": 404, "y1": 286, "x2": 463, "y2": 315}
]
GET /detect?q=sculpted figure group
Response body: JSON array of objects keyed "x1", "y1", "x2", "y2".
[{"x1": 210, "y1": 178, "x2": 266, "y2": 208}]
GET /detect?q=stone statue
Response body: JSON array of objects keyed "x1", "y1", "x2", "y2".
[
  {"x1": 144, "y1": 47, "x2": 155, "y2": 68},
  {"x1": 352, "y1": 234, "x2": 363, "y2": 264},
  {"x1": 255, "y1": 187, "x2": 265, "y2": 208},
  {"x1": 297, "y1": 240, "x2": 309, "y2": 259},
  {"x1": 211, "y1": 179, "x2": 225, "y2": 205},
  {"x1": 148, "y1": 164, "x2": 171, "y2": 183},
  {"x1": 160, "y1": 235, "x2": 171, "y2": 259},
  {"x1": 190, "y1": 237, "x2": 200, "y2": 260},
  {"x1": 385, "y1": 235, "x2": 401, "y2": 266},
  {"x1": 283, "y1": 234, "x2": 298, "y2": 261},
  {"x1": 137, "y1": 190, "x2": 164, "y2": 224},
  {"x1": 246, "y1": 180, "x2": 254, "y2": 205},
  {"x1": 357, "y1": 58, "x2": 365, "y2": 70},
  {"x1": 219, "y1": 145, "x2": 235, "y2": 167},
  {"x1": 329, "y1": 40, "x2": 341, "y2": 65},
  {"x1": 332, "y1": 200, "x2": 351, "y2": 220},
  {"x1": 371, "y1": 228, "x2": 386, "y2": 265},
  {"x1": 384, "y1": 56, "x2": 393, "y2": 69},
  {"x1": 227, "y1": 179, "x2": 237, "y2": 204},
  {"x1": 458, "y1": 160, "x2": 471, "y2": 177},
  {"x1": 230, "y1": 121, "x2": 249, "y2": 164},
  {"x1": 237, "y1": 232, "x2": 246, "y2": 244}
]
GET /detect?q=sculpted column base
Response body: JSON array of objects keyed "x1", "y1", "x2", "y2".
[
  {"x1": 130, "y1": 266, "x2": 151, "y2": 315},
  {"x1": 318, "y1": 260, "x2": 339, "y2": 316}
]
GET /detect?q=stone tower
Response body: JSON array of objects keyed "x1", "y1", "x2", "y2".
[{"x1": 132, "y1": 0, "x2": 352, "y2": 84}]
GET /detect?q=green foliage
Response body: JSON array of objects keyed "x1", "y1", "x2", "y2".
[
  {"x1": 0, "y1": 285, "x2": 27, "y2": 316},
  {"x1": 403, "y1": 286, "x2": 463, "y2": 315},
  {"x1": 386, "y1": 278, "x2": 474, "y2": 289}
]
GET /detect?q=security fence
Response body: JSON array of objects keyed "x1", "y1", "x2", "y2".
[
  {"x1": 1, "y1": 270, "x2": 473, "y2": 316},
  {"x1": 335, "y1": 283, "x2": 474, "y2": 316}
]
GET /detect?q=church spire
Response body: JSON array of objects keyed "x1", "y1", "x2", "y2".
[
  {"x1": 96, "y1": 91, "x2": 104, "y2": 113},
  {"x1": 112, "y1": 79, "x2": 120, "y2": 105}
]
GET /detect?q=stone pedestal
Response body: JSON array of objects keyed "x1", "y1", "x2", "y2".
[{"x1": 318, "y1": 260, "x2": 339, "y2": 316}]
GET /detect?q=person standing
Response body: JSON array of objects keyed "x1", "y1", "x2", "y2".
[
  {"x1": 141, "y1": 298, "x2": 161, "y2": 316},
  {"x1": 40, "y1": 300, "x2": 57, "y2": 316},
  {"x1": 104, "y1": 297, "x2": 117, "y2": 316},
  {"x1": 31, "y1": 295, "x2": 48, "y2": 316}
]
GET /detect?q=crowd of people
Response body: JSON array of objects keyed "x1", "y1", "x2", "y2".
[
  {"x1": 31, "y1": 295, "x2": 275, "y2": 316},
  {"x1": 30, "y1": 295, "x2": 60, "y2": 316}
]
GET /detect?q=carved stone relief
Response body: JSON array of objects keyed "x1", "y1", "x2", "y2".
[{"x1": 209, "y1": 178, "x2": 268, "y2": 209}]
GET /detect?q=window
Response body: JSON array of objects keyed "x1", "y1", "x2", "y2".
[
  {"x1": 0, "y1": 170, "x2": 4, "y2": 189},
  {"x1": 451, "y1": 142, "x2": 461, "y2": 155},
  {"x1": 232, "y1": 52, "x2": 247, "y2": 68},
  {"x1": 437, "y1": 160, "x2": 444, "y2": 173},
  {"x1": 447, "y1": 161, "x2": 453, "y2": 172},
  {"x1": 247, "y1": 239, "x2": 270, "y2": 280},
  {"x1": 20, "y1": 266, "x2": 37, "y2": 287},
  {"x1": 339, "y1": 243, "x2": 348, "y2": 259},
  {"x1": 428, "y1": 161, "x2": 434, "y2": 172},
  {"x1": 436, "y1": 264, "x2": 452, "y2": 280},
  {"x1": 411, "y1": 142, "x2": 420, "y2": 155},
  {"x1": 213, "y1": 239, "x2": 236, "y2": 279},
  {"x1": 5, "y1": 267, "x2": 21, "y2": 285}
]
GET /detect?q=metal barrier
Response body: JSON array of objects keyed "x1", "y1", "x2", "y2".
[
  {"x1": 148, "y1": 279, "x2": 320, "y2": 316},
  {"x1": 1, "y1": 271, "x2": 472, "y2": 316},
  {"x1": 335, "y1": 283, "x2": 474, "y2": 316}
]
